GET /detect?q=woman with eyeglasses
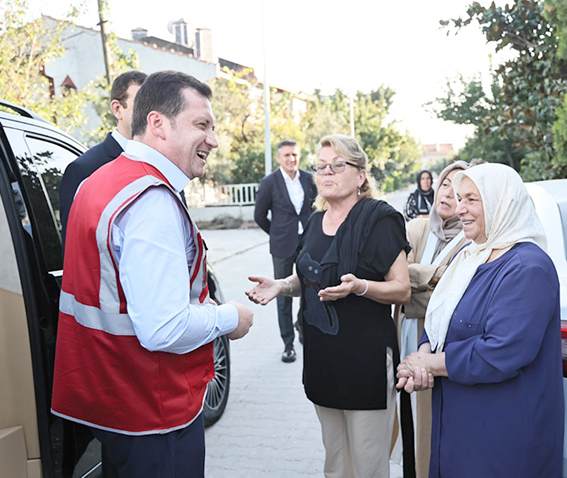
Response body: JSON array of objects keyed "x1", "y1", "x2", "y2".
[{"x1": 247, "y1": 134, "x2": 411, "y2": 477}]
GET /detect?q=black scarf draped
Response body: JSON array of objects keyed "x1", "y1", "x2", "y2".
[{"x1": 319, "y1": 198, "x2": 400, "y2": 289}]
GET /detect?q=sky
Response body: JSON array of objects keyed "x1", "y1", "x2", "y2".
[{"x1": 27, "y1": 0, "x2": 509, "y2": 150}]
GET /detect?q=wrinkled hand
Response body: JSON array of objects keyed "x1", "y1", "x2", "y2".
[
  {"x1": 318, "y1": 273, "x2": 362, "y2": 302},
  {"x1": 226, "y1": 300, "x2": 253, "y2": 340},
  {"x1": 396, "y1": 352, "x2": 435, "y2": 393},
  {"x1": 246, "y1": 276, "x2": 280, "y2": 305}
]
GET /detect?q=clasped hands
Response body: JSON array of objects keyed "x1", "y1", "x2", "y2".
[{"x1": 396, "y1": 351, "x2": 435, "y2": 393}]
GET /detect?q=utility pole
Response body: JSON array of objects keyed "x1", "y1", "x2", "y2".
[
  {"x1": 349, "y1": 94, "x2": 355, "y2": 137},
  {"x1": 97, "y1": 0, "x2": 112, "y2": 86},
  {"x1": 261, "y1": 0, "x2": 272, "y2": 176}
]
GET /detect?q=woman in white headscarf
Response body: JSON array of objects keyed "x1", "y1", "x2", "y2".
[
  {"x1": 397, "y1": 161, "x2": 469, "y2": 478},
  {"x1": 396, "y1": 163, "x2": 563, "y2": 478}
]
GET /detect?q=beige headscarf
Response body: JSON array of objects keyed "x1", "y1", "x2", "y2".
[
  {"x1": 428, "y1": 161, "x2": 469, "y2": 259},
  {"x1": 424, "y1": 163, "x2": 547, "y2": 352}
]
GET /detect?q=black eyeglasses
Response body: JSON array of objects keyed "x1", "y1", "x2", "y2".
[{"x1": 311, "y1": 160, "x2": 361, "y2": 175}]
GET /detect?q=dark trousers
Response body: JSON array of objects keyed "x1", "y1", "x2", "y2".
[
  {"x1": 92, "y1": 414, "x2": 205, "y2": 478},
  {"x1": 272, "y1": 252, "x2": 298, "y2": 347}
]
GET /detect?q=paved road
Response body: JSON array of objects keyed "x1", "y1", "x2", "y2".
[
  {"x1": 202, "y1": 223, "x2": 404, "y2": 477},
  {"x1": 203, "y1": 228, "x2": 324, "y2": 477}
]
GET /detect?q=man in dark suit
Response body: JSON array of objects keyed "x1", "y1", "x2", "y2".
[
  {"x1": 254, "y1": 140, "x2": 317, "y2": 362},
  {"x1": 59, "y1": 70, "x2": 147, "y2": 238}
]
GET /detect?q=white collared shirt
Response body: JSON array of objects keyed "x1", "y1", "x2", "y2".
[
  {"x1": 110, "y1": 128, "x2": 129, "y2": 151},
  {"x1": 110, "y1": 140, "x2": 238, "y2": 354},
  {"x1": 280, "y1": 167, "x2": 305, "y2": 234}
]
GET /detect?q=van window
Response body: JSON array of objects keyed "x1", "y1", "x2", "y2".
[
  {"x1": 9, "y1": 134, "x2": 79, "y2": 272},
  {"x1": 24, "y1": 136, "x2": 78, "y2": 233}
]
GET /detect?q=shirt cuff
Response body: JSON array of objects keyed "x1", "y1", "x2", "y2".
[{"x1": 217, "y1": 303, "x2": 239, "y2": 335}]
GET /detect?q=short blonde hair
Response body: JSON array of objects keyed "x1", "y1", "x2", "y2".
[{"x1": 313, "y1": 134, "x2": 377, "y2": 211}]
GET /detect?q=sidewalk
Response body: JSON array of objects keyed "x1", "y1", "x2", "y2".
[{"x1": 203, "y1": 228, "x2": 324, "y2": 477}]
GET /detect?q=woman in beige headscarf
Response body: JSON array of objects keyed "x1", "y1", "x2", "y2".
[
  {"x1": 397, "y1": 161, "x2": 469, "y2": 478},
  {"x1": 396, "y1": 163, "x2": 563, "y2": 478}
]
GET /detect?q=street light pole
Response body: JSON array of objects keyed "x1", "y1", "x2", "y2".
[
  {"x1": 261, "y1": 0, "x2": 271, "y2": 176},
  {"x1": 97, "y1": 0, "x2": 112, "y2": 86},
  {"x1": 349, "y1": 94, "x2": 355, "y2": 137}
]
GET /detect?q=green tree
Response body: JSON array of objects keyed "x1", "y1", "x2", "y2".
[
  {"x1": 208, "y1": 72, "x2": 420, "y2": 190},
  {"x1": 0, "y1": 0, "x2": 88, "y2": 133},
  {"x1": 302, "y1": 89, "x2": 350, "y2": 157},
  {"x1": 436, "y1": 0, "x2": 567, "y2": 179},
  {"x1": 543, "y1": 0, "x2": 567, "y2": 176},
  {"x1": 85, "y1": 32, "x2": 140, "y2": 145},
  {"x1": 302, "y1": 87, "x2": 422, "y2": 191},
  {"x1": 208, "y1": 68, "x2": 309, "y2": 184},
  {"x1": 428, "y1": 73, "x2": 527, "y2": 169},
  {"x1": 208, "y1": 68, "x2": 266, "y2": 184},
  {"x1": 82, "y1": 0, "x2": 140, "y2": 145}
]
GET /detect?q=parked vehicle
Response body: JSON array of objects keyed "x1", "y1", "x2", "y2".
[
  {"x1": 525, "y1": 179, "x2": 567, "y2": 477},
  {"x1": 0, "y1": 101, "x2": 230, "y2": 478}
]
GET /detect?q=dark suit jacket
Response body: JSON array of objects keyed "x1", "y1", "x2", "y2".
[
  {"x1": 254, "y1": 168, "x2": 317, "y2": 258},
  {"x1": 60, "y1": 133, "x2": 123, "y2": 239}
]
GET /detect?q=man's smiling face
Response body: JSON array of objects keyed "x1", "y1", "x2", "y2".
[{"x1": 163, "y1": 87, "x2": 218, "y2": 180}]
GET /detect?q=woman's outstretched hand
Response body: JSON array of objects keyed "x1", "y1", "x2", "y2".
[
  {"x1": 246, "y1": 276, "x2": 281, "y2": 305},
  {"x1": 318, "y1": 273, "x2": 362, "y2": 301}
]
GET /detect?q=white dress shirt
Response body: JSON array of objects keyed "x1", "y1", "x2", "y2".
[
  {"x1": 111, "y1": 140, "x2": 238, "y2": 354},
  {"x1": 110, "y1": 128, "x2": 129, "y2": 151},
  {"x1": 280, "y1": 167, "x2": 305, "y2": 235}
]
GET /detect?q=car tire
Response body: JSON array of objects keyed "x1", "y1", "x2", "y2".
[{"x1": 203, "y1": 334, "x2": 230, "y2": 427}]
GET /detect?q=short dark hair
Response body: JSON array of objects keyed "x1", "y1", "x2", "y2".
[
  {"x1": 277, "y1": 139, "x2": 298, "y2": 155},
  {"x1": 131, "y1": 71, "x2": 213, "y2": 138},
  {"x1": 110, "y1": 71, "x2": 148, "y2": 107}
]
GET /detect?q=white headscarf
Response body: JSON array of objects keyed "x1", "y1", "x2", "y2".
[{"x1": 424, "y1": 163, "x2": 547, "y2": 352}]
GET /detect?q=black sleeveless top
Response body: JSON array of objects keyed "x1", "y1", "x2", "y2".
[{"x1": 297, "y1": 202, "x2": 409, "y2": 410}]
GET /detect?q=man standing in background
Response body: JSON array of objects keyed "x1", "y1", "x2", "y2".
[
  {"x1": 254, "y1": 140, "x2": 317, "y2": 362},
  {"x1": 59, "y1": 70, "x2": 147, "y2": 237}
]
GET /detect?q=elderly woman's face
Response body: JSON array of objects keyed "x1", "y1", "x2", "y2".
[
  {"x1": 435, "y1": 169, "x2": 459, "y2": 220},
  {"x1": 315, "y1": 146, "x2": 364, "y2": 202},
  {"x1": 456, "y1": 176, "x2": 487, "y2": 243},
  {"x1": 420, "y1": 172, "x2": 432, "y2": 192}
]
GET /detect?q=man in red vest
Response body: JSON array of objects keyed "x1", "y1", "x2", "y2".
[{"x1": 52, "y1": 70, "x2": 254, "y2": 477}]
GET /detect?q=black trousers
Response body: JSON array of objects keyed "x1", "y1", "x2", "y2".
[
  {"x1": 272, "y1": 252, "x2": 298, "y2": 347},
  {"x1": 92, "y1": 414, "x2": 205, "y2": 478}
]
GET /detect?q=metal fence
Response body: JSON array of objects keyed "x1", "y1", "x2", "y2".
[
  {"x1": 184, "y1": 181, "x2": 258, "y2": 207},
  {"x1": 215, "y1": 183, "x2": 258, "y2": 205}
]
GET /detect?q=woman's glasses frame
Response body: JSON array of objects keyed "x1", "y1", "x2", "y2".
[{"x1": 311, "y1": 160, "x2": 362, "y2": 175}]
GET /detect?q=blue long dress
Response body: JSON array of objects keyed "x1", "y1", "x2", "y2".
[{"x1": 424, "y1": 242, "x2": 564, "y2": 477}]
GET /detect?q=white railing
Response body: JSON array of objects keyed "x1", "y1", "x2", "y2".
[
  {"x1": 184, "y1": 180, "x2": 259, "y2": 207},
  {"x1": 212, "y1": 183, "x2": 258, "y2": 206}
]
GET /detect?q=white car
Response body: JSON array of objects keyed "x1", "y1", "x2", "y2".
[{"x1": 525, "y1": 179, "x2": 567, "y2": 476}]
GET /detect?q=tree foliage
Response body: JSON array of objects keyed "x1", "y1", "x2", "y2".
[
  {"x1": 434, "y1": 0, "x2": 567, "y2": 180},
  {"x1": 207, "y1": 68, "x2": 270, "y2": 184},
  {"x1": 0, "y1": 0, "x2": 88, "y2": 133},
  {"x1": 0, "y1": 0, "x2": 139, "y2": 145},
  {"x1": 2, "y1": 2, "x2": 421, "y2": 189},
  {"x1": 303, "y1": 87, "x2": 422, "y2": 192},
  {"x1": 85, "y1": 31, "x2": 140, "y2": 145},
  {"x1": 208, "y1": 70, "x2": 422, "y2": 190}
]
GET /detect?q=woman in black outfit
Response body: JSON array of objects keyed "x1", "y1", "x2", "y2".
[
  {"x1": 247, "y1": 134, "x2": 410, "y2": 478},
  {"x1": 404, "y1": 170, "x2": 434, "y2": 221}
]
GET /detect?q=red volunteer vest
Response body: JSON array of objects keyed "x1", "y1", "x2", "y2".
[{"x1": 51, "y1": 155, "x2": 213, "y2": 435}]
